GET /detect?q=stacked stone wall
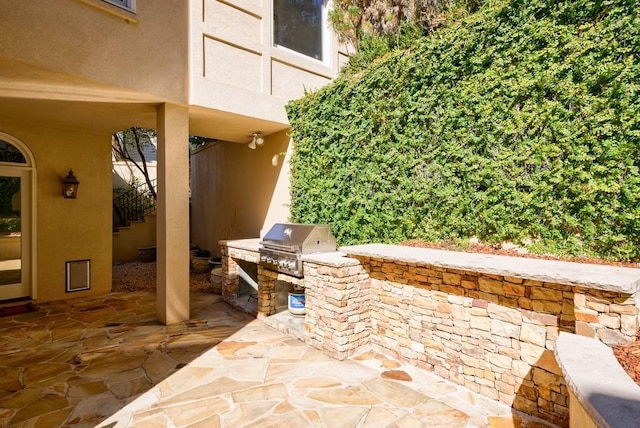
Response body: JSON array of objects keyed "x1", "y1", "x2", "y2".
[
  {"x1": 256, "y1": 267, "x2": 304, "y2": 318},
  {"x1": 220, "y1": 240, "x2": 640, "y2": 427},
  {"x1": 353, "y1": 256, "x2": 638, "y2": 427},
  {"x1": 303, "y1": 261, "x2": 371, "y2": 360},
  {"x1": 220, "y1": 243, "x2": 259, "y2": 310},
  {"x1": 256, "y1": 266, "x2": 277, "y2": 317}
]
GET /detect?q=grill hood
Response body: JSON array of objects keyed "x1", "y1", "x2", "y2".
[{"x1": 260, "y1": 223, "x2": 337, "y2": 254}]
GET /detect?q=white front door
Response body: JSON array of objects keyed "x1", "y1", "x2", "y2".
[{"x1": 0, "y1": 134, "x2": 33, "y2": 301}]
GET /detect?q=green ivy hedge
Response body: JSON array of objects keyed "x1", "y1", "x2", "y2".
[{"x1": 286, "y1": 0, "x2": 640, "y2": 261}]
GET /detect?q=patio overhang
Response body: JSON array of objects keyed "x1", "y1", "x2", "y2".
[{"x1": 0, "y1": 59, "x2": 193, "y2": 324}]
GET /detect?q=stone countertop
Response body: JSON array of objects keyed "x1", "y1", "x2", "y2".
[
  {"x1": 342, "y1": 244, "x2": 640, "y2": 295},
  {"x1": 219, "y1": 238, "x2": 261, "y2": 252},
  {"x1": 555, "y1": 332, "x2": 640, "y2": 428},
  {"x1": 302, "y1": 251, "x2": 360, "y2": 268},
  {"x1": 220, "y1": 240, "x2": 359, "y2": 269}
]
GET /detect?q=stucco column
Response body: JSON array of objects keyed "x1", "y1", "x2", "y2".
[{"x1": 156, "y1": 103, "x2": 190, "y2": 324}]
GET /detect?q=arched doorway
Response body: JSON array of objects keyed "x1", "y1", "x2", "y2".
[{"x1": 0, "y1": 133, "x2": 35, "y2": 301}]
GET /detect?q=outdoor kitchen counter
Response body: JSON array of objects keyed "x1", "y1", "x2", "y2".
[
  {"x1": 302, "y1": 251, "x2": 357, "y2": 267},
  {"x1": 342, "y1": 243, "x2": 640, "y2": 295},
  {"x1": 220, "y1": 238, "x2": 261, "y2": 252},
  {"x1": 220, "y1": 240, "x2": 640, "y2": 294},
  {"x1": 219, "y1": 239, "x2": 350, "y2": 272}
]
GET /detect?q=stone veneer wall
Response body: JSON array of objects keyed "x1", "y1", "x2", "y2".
[
  {"x1": 221, "y1": 240, "x2": 640, "y2": 427},
  {"x1": 355, "y1": 257, "x2": 639, "y2": 426},
  {"x1": 257, "y1": 267, "x2": 304, "y2": 317},
  {"x1": 303, "y1": 260, "x2": 372, "y2": 360},
  {"x1": 220, "y1": 241, "x2": 258, "y2": 310}
]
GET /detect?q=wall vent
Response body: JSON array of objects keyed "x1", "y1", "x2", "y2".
[{"x1": 66, "y1": 260, "x2": 91, "y2": 292}]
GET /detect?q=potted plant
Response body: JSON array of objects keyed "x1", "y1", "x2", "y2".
[{"x1": 191, "y1": 249, "x2": 211, "y2": 273}]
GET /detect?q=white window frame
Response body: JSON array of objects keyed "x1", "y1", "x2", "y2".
[
  {"x1": 273, "y1": 0, "x2": 330, "y2": 65},
  {"x1": 103, "y1": 0, "x2": 136, "y2": 13}
]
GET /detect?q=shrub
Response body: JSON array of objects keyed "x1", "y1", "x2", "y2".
[{"x1": 286, "y1": 0, "x2": 640, "y2": 261}]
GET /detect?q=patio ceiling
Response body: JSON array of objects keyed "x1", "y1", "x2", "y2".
[
  {"x1": 188, "y1": 105, "x2": 290, "y2": 144},
  {"x1": 0, "y1": 57, "x2": 291, "y2": 143},
  {"x1": 0, "y1": 97, "x2": 158, "y2": 135}
]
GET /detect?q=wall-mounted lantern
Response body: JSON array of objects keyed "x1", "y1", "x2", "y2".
[{"x1": 62, "y1": 169, "x2": 79, "y2": 199}]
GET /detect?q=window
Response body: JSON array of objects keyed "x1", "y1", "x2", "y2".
[
  {"x1": 79, "y1": 0, "x2": 137, "y2": 21},
  {"x1": 0, "y1": 140, "x2": 26, "y2": 164},
  {"x1": 103, "y1": 0, "x2": 135, "y2": 12},
  {"x1": 273, "y1": 0, "x2": 326, "y2": 61}
]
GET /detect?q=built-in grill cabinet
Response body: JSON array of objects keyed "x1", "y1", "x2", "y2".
[{"x1": 259, "y1": 223, "x2": 337, "y2": 278}]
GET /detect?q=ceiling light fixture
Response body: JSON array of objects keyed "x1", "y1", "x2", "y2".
[
  {"x1": 248, "y1": 132, "x2": 264, "y2": 149},
  {"x1": 254, "y1": 132, "x2": 265, "y2": 146}
]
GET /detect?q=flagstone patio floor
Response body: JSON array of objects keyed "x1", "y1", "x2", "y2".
[{"x1": 0, "y1": 292, "x2": 557, "y2": 427}]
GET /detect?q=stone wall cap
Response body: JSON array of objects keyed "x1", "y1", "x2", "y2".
[
  {"x1": 555, "y1": 332, "x2": 640, "y2": 428},
  {"x1": 342, "y1": 244, "x2": 640, "y2": 293},
  {"x1": 220, "y1": 241, "x2": 355, "y2": 268},
  {"x1": 219, "y1": 238, "x2": 260, "y2": 252},
  {"x1": 302, "y1": 251, "x2": 359, "y2": 267}
]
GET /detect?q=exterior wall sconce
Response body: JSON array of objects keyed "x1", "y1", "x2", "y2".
[
  {"x1": 62, "y1": 169, "x2": 79, "y2": 198},
  {"x1": 247, "y1": 132, "x2": 264, "y2": 149}
]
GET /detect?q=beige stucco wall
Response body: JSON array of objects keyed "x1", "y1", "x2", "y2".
[
  {"x1": 112, "y1": 161, "x2": 158, "y2": 188},
  {"x1": 188, "y1": 1, "x2": 350, "y2": 251},
  {"x1": 0, "y1": 0, "x2": 188, "y2": 103},
  {"x1": 189, "y1": 0, "x2": 349, "y2": 141},
  {"x1": 0, "y1": 118, "x2": 113, "y2": 302},
  {"x1": 0, "y1": 1, "x2": 342, "y2": 303},
  {"x1": 113, "y1": 214, "x2": 156, "y2": 263},
  {"x1": 190, "y1": 130, "x2": 291, "y2": 257}
]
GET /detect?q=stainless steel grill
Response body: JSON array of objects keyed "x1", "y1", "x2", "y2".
[{"x1": 259, "y1": 223, "x2": 337, "y2": 277}]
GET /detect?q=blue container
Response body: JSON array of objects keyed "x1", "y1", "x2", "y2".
[{"x1": 288, "y1": 292, "x2": 305, "y2": 316}]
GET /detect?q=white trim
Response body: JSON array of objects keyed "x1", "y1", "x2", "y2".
[
  {"x1": 30, "y1": 167, "x2": 37, "y2": 300},
  {"x1": 103, "y1": 0, "x2": 136, "y2": 13},
  {"x1": 0, "y1": 132, "x2": 35, "y2": 167},
  {"x1": 78, "y1": 0, "x2": 138, "y2": 23},
  {"x1": 66, "y1": 260, "x2": 91, "y2": 292},
  {"x1": 0, "y1": 132, "x2": 36, "y2": 300},
  {"x1": 321, "y1": 0, "x2": 330, "y2": 66},
  {"x1": 272, "y1": 0, "x2": 330, "y2": 66}
]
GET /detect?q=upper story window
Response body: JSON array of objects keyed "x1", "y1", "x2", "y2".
[
  {"x1": 103, "y1": 0, "x2": 135, "y2": 12},
  {"x1": 273, "y1": 0, "x2": 327, "y2": 62}
]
